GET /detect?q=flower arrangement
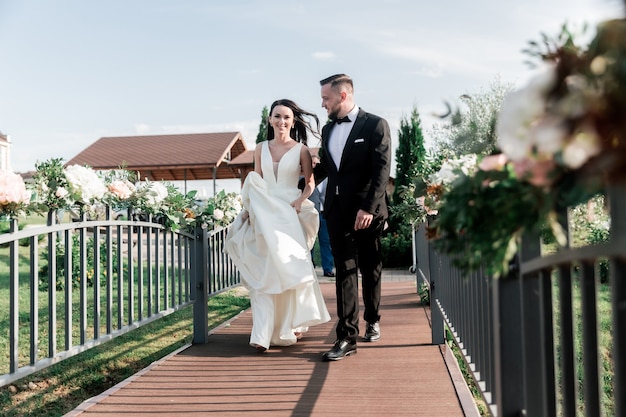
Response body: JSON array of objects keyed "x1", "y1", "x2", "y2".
[
  {"x1": 132, "y1": 179, "x2": 170, "y2": 214},
  {"x1": 414, "y1": 154, "x2": 478, "y2": 217},
  {"x1": 102, "y1": 168, "x2": 139, "y2": 209},
  {"x1": 417, "y1": 16, "x2": 626, "y2": 277},
  {"x1": 157, "y1": 184, "x2": 198, "y2": 231},
  {"x1": 423, "y1": 157, "x2": 560, "y2": 276},
  {"x1": 195, "y1": 190, "x2": 243, "y2": 230},
  {"x1": 1, "y1": 157, "x2": 242, "y2": 232},
  {"x1": 30, "y1": 157, "x2": 75, "y2": 211},
  {"x1": 0, "y1": 170, "x2": 32, "y2": 218},
  {"x1": 64, "y1": 164, "x2": 107, "y2": 207}
]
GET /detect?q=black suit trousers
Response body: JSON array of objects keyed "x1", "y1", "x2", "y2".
[{"x1": 325, "y1": 210, "x2": 384, "y2": 343}]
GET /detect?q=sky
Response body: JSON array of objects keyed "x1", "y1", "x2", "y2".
[{"x1": 1, "y1": 0, "x2": 624, "y2": 190}]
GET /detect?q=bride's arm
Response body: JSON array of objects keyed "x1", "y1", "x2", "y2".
[
  {"x1": 253, "y1": 144, "x2": 263, "y2": 177},
  {"x1": 292, "y1": 147, "x2": 314, "y2": 212}
]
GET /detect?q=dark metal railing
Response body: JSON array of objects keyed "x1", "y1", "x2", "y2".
[
  {"x1": 414, "y1": 181, "x2": 625, "y2": 417},
  {"x1": 0, "y1": 209, "x2": 240, "y2": 387}
]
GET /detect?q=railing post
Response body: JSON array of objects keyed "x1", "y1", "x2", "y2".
[
  {"x1": 609, "y1": 179, "x2": 626, "y2": 417},
  {"x1": 9, "y1": 218, "x2": 19, "y2": 373},
  {"x1": 192, "y1": 224, "x2": 209, "y2": 344},
  {"x1": 423, "y1": 219, "x2": 445, "y2": 345},
  {"x1": 414, "y1": 222, "x2": 431, "y2": 286},
  {"x1": 47, "y1": 210, "x2": 57, "y2": 357},
  {"x1": 519, "y1": 230, "x2": 555, "y2": 417},
  {"x1": 492, "y1": 254, "x2": 525, "y2": 417}
]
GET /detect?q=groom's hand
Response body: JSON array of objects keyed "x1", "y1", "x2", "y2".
[{"x1": 354, "y1": 209, "x2": 373, "y2": 230}]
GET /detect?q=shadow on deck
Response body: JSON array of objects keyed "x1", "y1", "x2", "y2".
[{"x1": 66, "y1": 270, "x2": 477, "y2": 416}]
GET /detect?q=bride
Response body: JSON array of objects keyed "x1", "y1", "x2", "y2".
[{"x1": 224, "y1": 98, "x2": 330, "y2": 352}]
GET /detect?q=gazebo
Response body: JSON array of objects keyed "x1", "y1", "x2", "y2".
[{"x1": 65, "y1": 132, "x2": 253, "y2": 194}]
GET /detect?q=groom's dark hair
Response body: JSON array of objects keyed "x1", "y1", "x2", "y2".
[{"x1": 320, "y1": 74, "x2": 353, "y2": 92}]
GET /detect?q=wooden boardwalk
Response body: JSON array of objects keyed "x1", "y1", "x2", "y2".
[{"x1": 66, "y1": 270, "x2": 477, "y2": 416}]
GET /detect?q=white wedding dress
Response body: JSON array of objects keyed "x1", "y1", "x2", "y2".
[{"x1": 224, "y1": 141, "x2": 330, "y2": 349}]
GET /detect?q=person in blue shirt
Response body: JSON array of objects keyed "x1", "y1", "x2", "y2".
[{"x1": 309, "y1": 154, "x2": 335, "y2": 277}]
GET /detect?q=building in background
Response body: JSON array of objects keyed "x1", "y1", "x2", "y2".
[{"x1": 0, "y1": 132, "x2": 11, "y2": 171}]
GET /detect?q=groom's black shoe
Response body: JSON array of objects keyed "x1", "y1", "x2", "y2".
[
  {"x1": 363, "y1": 322, "x2": 380, "y2": 342},
  {"x1": 323, "y1": 339, "x2": 357, "y2": 361}
]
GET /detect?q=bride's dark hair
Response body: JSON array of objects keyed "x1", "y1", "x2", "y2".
[{"x1": 266, "y1": 99, "x2": 320, "y2": 146}]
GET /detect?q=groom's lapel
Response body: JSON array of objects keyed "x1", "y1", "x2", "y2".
[
  {"x1": 322, "y1": 124, "x2": 339, "y2": 173},
  {"x1": 339, "y1": 110, "x2": 367, "y2": 168}
]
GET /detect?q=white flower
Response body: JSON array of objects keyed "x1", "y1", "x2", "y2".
[
  {"x1": 532, "y1": 116, "x2": 568, "y2": 156},
  {"x1": 432, "y1": 164, "x2": 457, "y2": 185},
  {"x1": 148, "y1": 182, "x2": 168, "y2": 203},
  {"x1": 136, "y1": 181, "x2": 169, "y2": 209},
  {"x1": 213, "y1": 208, "x2": 224, "y2": 220},
  {"x1": 496, "y1": 65, "x2": 559, "y2": 162},
  {"x1": 431, "y1": 155, "x2": 478, "y2": 185},
  {"x1": 64, "y1": 165, "x2": 107, "y2": 204},
  {"x1": 562, "y1": 128, "x2": 602, "y2": 169},
  {"x1": 55, "y1": 187, "x2": 69, "y2": 198}
]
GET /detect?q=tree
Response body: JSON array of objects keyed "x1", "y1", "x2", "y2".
[
  {"x1": 392, "y1": 106, "x2": 426, "y2": 205},
  {"x1": 381, "y1": 106, "x2": 426, "y2": 268},
  {"x1": 430, "y1": 77, "x2": 513, "y2": 157},
  {"x1": 256, "y1": 106, "x2": 269, "y2": 144}
]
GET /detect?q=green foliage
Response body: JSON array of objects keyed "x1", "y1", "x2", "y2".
[
  {"x1": 30, "y1": 158, "x2": 72, "y2": 211},
  {"x1": 384, "y1": 106, "x2": 427, "y2": 267},
  {"x1": 381, "y1": 222, "x2": 413, "y2": 268},
  {"x1": 393, "y1": 147, "x2": 456, "y2": 226},
  {"x1": 195, "y1": 190, "x2": 243, "y2": 230},
  {"x1": 570, "y1": 194, "x2": 610, "y2": 282},
  {"x1": 430, "y1": 77, "x2": 513, "y2": 158},
  {"x1": 445, "y1": 327, "x2": 490, "y2": 415},
  {"x1": 417, "y1": 282, "x2": 430, "y2": 305},
  {"x1": 160, "y1": 184, "x2": 197, "y2": 231},
  {"x1": 38, "y1": 236, "x2": 118, "y2": 290},
  {"x1": 256, "y1": 106, "x2": 269, "y2": 144},
  {"x1": 570, "y1": 194, "x2": 610, "y2": 247},
  {"x1": 430, "y1": 167, "x2": 550, "y2": 276},
  {"x1": 392, "y1": 106, "x2": 426, "y2": 205}
]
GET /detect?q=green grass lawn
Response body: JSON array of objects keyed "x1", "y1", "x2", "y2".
[
  {"x1": 557, "y1": 275, "x2": 614, "y2": 416},
  {"x1": 0, "y1": 289, "x2": 250, "y2": 417},
  {"x1": 0, "y1": 241, "x2": 197, "y2": 376}
]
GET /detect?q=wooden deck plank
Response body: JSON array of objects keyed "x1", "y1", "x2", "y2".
[{"x1": 66, "y1": 273, "x2": 470, "y2": 416}]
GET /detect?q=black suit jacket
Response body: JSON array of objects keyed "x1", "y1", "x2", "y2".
[{"x1": 315, "y1": 108, "x2": 391, "y2": 225}]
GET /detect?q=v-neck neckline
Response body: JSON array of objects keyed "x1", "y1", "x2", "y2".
[{"x1": 269, "y1": 141, "x2": 299, "y2": 166}]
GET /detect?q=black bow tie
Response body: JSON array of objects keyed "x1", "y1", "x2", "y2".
[{"x1": 335, "y1": 116, "x2": 351, "y2": 124}]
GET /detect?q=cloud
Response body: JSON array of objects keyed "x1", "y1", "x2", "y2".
[
  {"x1": 134, "y1": 124, "x2": 152, "y2": 134},
  {"x1": 312, "y1": 51, "x2": 335, "y2": 60},
  {"x1": 410, "y1": 66, "x2": 444, "y2": 79}
]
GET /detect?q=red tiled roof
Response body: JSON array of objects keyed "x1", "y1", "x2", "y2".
[
  {"x1": 229, "y1": 147, "x2": 320, "y2": 166},
  {"x1": 65, "y1": 132, "x2": 250, "y2": 181},
  {"x1": 229, "y1": 150, "x2": 254, "y2": 166}
]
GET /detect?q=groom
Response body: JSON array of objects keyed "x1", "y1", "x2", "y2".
[{"x1": 315, "y1": 74, "x2": 391, "y2": 361}]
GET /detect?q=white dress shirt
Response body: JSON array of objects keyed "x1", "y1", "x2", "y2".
[{"x1": 328, "y1": 106, "x2": 359, "y2": 169}]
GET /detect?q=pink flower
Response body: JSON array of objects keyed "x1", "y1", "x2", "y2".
[
  {"x1": 512, "y1": 159, "x2": 557, "y2": 187},
  {"x1": 0, "y1": 171, "x2": 31, "y2": 206},
  {"x1": 108, "y1": 180, "x2": 135, "y2": 200},
  {"x1": 479, "y1": 154, "x2": 508, "y2": 171}
]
